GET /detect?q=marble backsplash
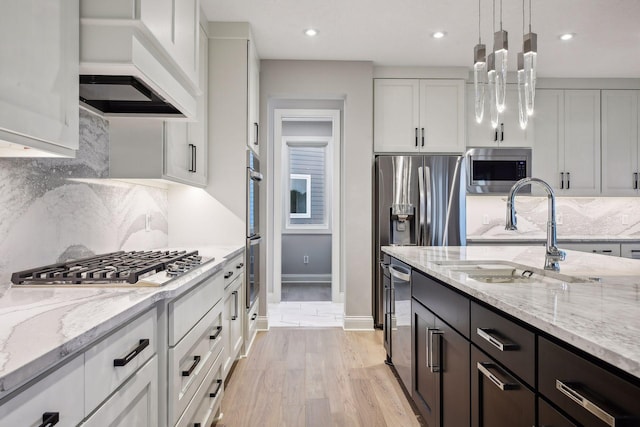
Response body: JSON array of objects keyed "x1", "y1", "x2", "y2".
[
  {"x1": 468, "y1": 195, "x2": 640, "y2": 239},
  {"x1": 0, "y1": 109, "x2": 168, "y2": 292}
]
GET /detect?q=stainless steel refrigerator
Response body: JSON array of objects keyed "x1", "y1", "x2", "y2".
[{"x1": 374, "y1": 154, "x2": 466, "y2": 327}]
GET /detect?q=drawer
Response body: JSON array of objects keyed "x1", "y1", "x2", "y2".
[
  {"x1": 81, "y1": 356, "x2": 158, "y2": 427},
  {"x1": 539, "y1": 337, "x2": 640, "y2": 427},
  {"x1": 176, "y1": 350, "x2": 224, "y2": 427},
  {"x1": 411, "y1": 269, "x2": 470, "y2": 338},
  {"x1": 168, "y1": 302, "x2": 224, "y2": 425},
  {"x1": 470, "y1": 301, "x2": 535, "y2": 386},
  {"x1": 169, "y1": 270, "x2": 224, "y2": 346},
  {"x1": 224, "y1": 253, "x2": 245, "y2": 289},
  {"x1": 0, "y1": 355, "x2": 84, "y2": 427},
  {"x1": 85, "y1": 308, "x2": 157, "y2": 411},
  {"x1": 539, "y1": 397, "x2": 578, "y2": 427},
  {"x1": 246, "y1": 297, "x2": 259, "y2": 353}
]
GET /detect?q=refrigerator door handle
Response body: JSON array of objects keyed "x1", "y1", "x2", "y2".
[
  {"x1": 417, "y1": 166, "x2": 426, "y2": 246},
  {"x1": 424, "y1": 166, "x2": 432, "y2": 246}
]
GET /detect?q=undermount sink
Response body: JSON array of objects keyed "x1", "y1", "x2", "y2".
[{"x1": 433, "y1": 260, "x2": 589, "y2": 284}]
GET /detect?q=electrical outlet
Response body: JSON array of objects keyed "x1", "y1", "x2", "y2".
[
  {"x1": 482, "y1": 214, "x2": 490, "y2": 225},
  {"x1": 622, "y1": 215, "x2": 629, "y2": 225},
  {"x1": 303, "y1": 255, "x2": 309, "y2": 264},
  {"x1": 145, "y1": 212, "x2": 151, "y2": 232}
]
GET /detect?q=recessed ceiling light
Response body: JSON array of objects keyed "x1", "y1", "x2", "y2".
[
  {"x1": 304, "y1": 28, "x2": 318, "y2": 37},
  {"x1": 559, "y1": 33, "x2": 575, "y2": 41},
  {"x1": 432, "y1": 31, "x2": 446, "y2": 39}
]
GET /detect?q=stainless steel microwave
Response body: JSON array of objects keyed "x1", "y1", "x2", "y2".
[{"x1": 466, "y1": 147, "x2": 532, "y2": 194}]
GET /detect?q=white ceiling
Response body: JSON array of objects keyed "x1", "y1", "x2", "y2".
[{"x1": 201, "y1": 0, "x2": 640, "y2": 78}]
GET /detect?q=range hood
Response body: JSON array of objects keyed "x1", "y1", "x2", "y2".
[{"x1": 80, "y1": 13, "x2": 197, "y2": 118}]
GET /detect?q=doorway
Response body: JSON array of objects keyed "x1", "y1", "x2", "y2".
[{"x1": 271, "y1": 109, "x2": 342, "y2": 318}]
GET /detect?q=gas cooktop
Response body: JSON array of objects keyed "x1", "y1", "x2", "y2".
[{"x1": 11, "y1": 250, "x2": 209, "y2": 286}]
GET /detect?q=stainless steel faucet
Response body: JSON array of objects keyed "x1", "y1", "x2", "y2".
[{"x1": 505, "y1": 177, "x2": 566, "y2": 271}]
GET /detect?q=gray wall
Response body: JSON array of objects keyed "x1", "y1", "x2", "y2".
[
  {"x1": 260, "y1": 60, "x2": 374, "y2": 325},
  {"x1": 288, "y1": 145, "x2": 326, "y2": 225},
  {"x1": 281, "y1": 234, "x2": 331, "y2": 280},
  {"x1": 0, "y1": 110, "x2": 168, "y2": 293}
]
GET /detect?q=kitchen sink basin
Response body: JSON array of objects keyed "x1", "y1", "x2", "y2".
[{"x1": 433, "y1": 260, "x2": 588, "y2": 284}]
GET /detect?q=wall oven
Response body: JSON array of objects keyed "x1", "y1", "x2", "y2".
[
  {"x1": 466, "y1": 147, "x2": 532, "y2": 194},
  {"x1": 246, "y1": 151, "x2": 262, "y2": 309}
]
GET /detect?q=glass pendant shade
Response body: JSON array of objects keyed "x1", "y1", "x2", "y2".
[
  {"x1": 487, "y1": 53, "x2": 499, "y2": 129},
  {"x1": 517, "y1": 52, "x2": 528, "y2": 130},
  {"x1": 473, "y1": 43, "x2": 486, "y2": 124},
  {"x1": 493, "y1": 30, "x2": 508, "y2": 113},
  {"x1": 523, "y1": 32, "x2": 537, "y2": 116}
]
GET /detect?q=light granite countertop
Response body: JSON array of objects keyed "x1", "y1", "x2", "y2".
[
  {"x1": 382, "y1": 245, "x2": 640, "y2": 379},
  {"x1": 0, "y1": 244, "x2": 244, "y2": 398}
]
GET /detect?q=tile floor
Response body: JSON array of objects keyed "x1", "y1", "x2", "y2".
[
  {"x1": 281, "y1": 282, "x2": 331, "y2": 301},
  {"x1": 268, "y1": 301, "x2": 344, "y2": 327}
]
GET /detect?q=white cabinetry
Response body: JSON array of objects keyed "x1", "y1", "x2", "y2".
[
  {"x1": 374, "y1": 79, "x2": 465, "y2": 153},
  {"x1": 621, "y1": 243, "x2": 640, "y2": 259},
  {"x1": 561, "y1": 243, "x2": 621, "y2": 257},
  {"x1": 108, "y1": 25, "x2": 208, "y2": 187},
  {"x1": 533, "y1": 90, "x2": 601, "y2": 195},
  {"x1": 223, "y1": 272, "x2": 244, "y2": 376},
  {"x1": 602, "y1": 90, "x2": 640, "y2": 195},
  {"x1": 0, "y1": 0, "x2": 78, "y2": 157},
  {"x1": 466, "y1": 85, "x2": 531, "y2": 147},
  {"x1": 248, "y1": 40, "x2": 261, "y2": 155}
]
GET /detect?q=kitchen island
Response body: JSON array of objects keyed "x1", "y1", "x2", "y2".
[{"x1": 383, "y1": 245, "x2": 640, "y2": 427}]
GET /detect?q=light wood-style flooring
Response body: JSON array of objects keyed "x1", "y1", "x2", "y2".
[{"x1": 214, "y1": 328, "x2": 423, "y2": 427}]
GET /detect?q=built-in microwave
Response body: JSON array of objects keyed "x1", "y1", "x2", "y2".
[{"x1": 466, "y1": 147, "x2": 532, "y2": 194}]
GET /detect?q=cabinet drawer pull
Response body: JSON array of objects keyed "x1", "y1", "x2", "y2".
[
  {"x1": 224, "y1": 271, "x2": 234, "y2": 279},
  {"x1": 254, "y1": 122, "x2": 259, "y2": 146},
  {"x1": 209, "y1": 325, "x2": 223, "y2": 341},
  {"x1": 476, "y1": 328, "x2": 518, "y2": 351},
  {"x1": 209, "y1": 379, "x2": 223, "y2": 398},
  {"x1": 232, "y1": 290, "x2": 239, "y2": 320},
  {"x1": 236, "y1": 262, "x2": 244, "y2": 269},
  {"x1": 477, "y1": 362, "x2": 518, "y2": 391},
  {"x1": 38, "y1": 412, "x2": 59, "y2": 427},
  {"x1": 182, "y1": 355, "x2": 201, "y2": 377},
  {"x1": 555, "y1": 379, "x2": 631, "y2": 427},
  {"x1": 113, "y1": 339, "x2": 150, "y2": 367}
]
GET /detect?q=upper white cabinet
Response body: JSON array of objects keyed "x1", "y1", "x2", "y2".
[
  {"x1": 466, "y1": 85, "x2": 532, "y2": 147},
  {"x1": 602, "y1": 90, "x2": 640, "y2": 195},
  {"x1": 108, "y1": 25, "x2": 208, "y2": 187},
  {"x1": 0, "y1": 0, "x2": 79, "y2": 157},
  {"x1": 533, "y1": 89, "x2": 601, "y2": 195},
  {"x1": 248, "y1": 40, "x2": 261, "y2": 156},
  {"x1": 374, "y1": 79, "x2": 465, "y2": 153}
]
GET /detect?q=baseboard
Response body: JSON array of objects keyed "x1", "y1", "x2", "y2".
[
  {"x1": 256, "y1": 315, "x2": 269, "y2": 331},
  {"x1": 281, "y1": 273, "x2": 332, "y2": 283},
  {"x1": 343, "y1": 316, "x2": 374, "y2": 331}
]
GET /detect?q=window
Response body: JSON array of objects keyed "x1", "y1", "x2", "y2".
[{"x1": 289, "y1": 174, "x2": 311, "y2": 218}]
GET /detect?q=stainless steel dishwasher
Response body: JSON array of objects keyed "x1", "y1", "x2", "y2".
[{"x1": 382, "y1": 254, "x2": 412, "y2": 392}]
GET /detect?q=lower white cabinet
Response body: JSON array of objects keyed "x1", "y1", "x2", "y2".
[
  {"x1": 81, "y1": 356, "x2": 158, "y2": 427},
  {"x1": 0, "y1": 355, "x2": 84, "y2": 427},
  {"x1": 561, "y1": 242, "x2": 621, "y2": 257},
  {"x1": 621, "y1": 243, "x2": 640, "y2": 259},
  {"x1": 245, "y1": 297, "x2": 259, "y2": 354},
  {"x1": 223, "y1": 274, "x2": 244, "y2": 376},
  {"x1": 175, "y1": 350, "x2": 224, "y2": 427}
]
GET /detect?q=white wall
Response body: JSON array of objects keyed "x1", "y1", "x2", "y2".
[{"x1": 260, "y1": 60, "x2": 374, "y2": 328}]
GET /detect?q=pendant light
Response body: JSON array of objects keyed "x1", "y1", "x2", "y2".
[
  {"x1": 493, "y1": 0, "x2": 508, "y2": 113},
  {"x1": 517, "y1": 52, "x2": 528, "y2": 129},
  {"x1": 523, "y1": 0, "x2": 537, "y2": 115},
  {"x1": 487, "y1": 53, "x2": 499, "y2": 129},
  {"x1": 473, "y1": 0, "x2": 486, "y2": 123}
]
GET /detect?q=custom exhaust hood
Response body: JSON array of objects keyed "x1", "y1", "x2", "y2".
[{"x1": 80, "y1": 10, "x2": 197, "y2": 118}]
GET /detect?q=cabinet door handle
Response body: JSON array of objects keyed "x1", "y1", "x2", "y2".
[
  {"x1": 38, "y1": 412, "x2": 59, "y2": 427},
  {"x1": 494, "y1": 129, "x2": 498, "y2": 142},
  {"x1": 477, "y1": 362, "x2": 518, "y2": 391},
  {"x1": 236, "y1": 262, "x2": 244, "y2": 269},
  {"x1": 429, "y1": 329, "x2": 443, "y2": 373},
  {"x1": 182, "y1": 355, "x2": 201, "y2": 377},
  {"x1": 232, "y1": 290, "x2": 239, "y2": 320},
  {"x1": 421, "y1": 127, "x2": 425, "y2": 147},
  {"x1": 113, "y1": 339, "x2": 150, "y2": 367},
  {"x1": 500, "y1": 123, "x2": 504, "y2": 141},
  {"x1": 415, "y1": 128, "x2": 419, "y2": 147},
  {"x1": 560, "y1": 172, "x2": 564, "y2": 189},
  {"x1": 209, "y1": 379, "x2": 223, "y2": 398},
  {"x1": 224, "y1": 271, "x2": 234, "y2": 279},
  {"x1": 634, "y1": 173, "x2": 638, "y2": 190},
  {"x1": 556, "y1": 379, "x2": 628, "y2": 427},
  {"x1": 254, "y1": 122, "x2": 259, "y2": 146},
  {"x1": 188, "y1": 143, "x2": 196, "y2": 173},
  {"x1": 566, "y1": 172, "x2": 570, "y2": 189},
  {"x1": 476, "y1": 328, "x2": 518, "y2": 351},
  {"x1": 209, "y1": 325, "x2": 222, "y2": 341}
]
